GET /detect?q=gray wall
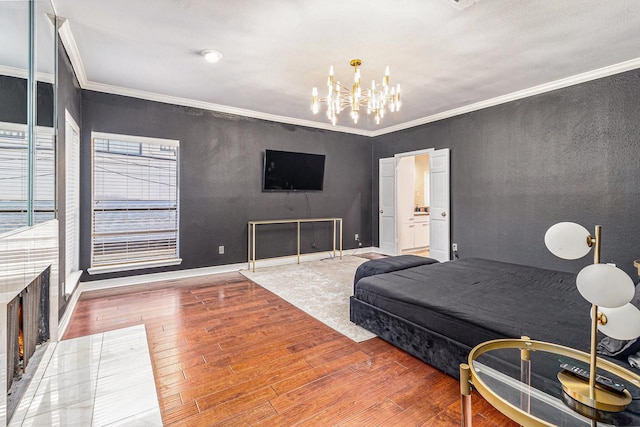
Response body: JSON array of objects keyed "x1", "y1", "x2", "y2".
[
  {"x1": 0, "y1": 76, "x2": 54, "y2": 126},
  {"x1": 373, "y1": 69, "x2": 640, "y2": 278},
  {"x1": 80, "y1": 91, "x2": 372, "y2": 280}
]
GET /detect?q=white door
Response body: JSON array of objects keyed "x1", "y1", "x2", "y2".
[
  {"x1": 379, "y1": 158, "x2": 397, "y2": 255},
  {"x1": 65, "y1": 111, "x2": 80, "y2": 295},
  {"x1": 429, "y1": 148, "x2": 451, "y2": 261}
]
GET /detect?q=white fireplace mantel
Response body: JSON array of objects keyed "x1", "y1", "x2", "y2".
[{"x1": 0, "y1": 220, "x2": 58, "y2": 427}]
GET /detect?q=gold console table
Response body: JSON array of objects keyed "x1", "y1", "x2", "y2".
[{"x1": 248, "y1": 218, "x2": 343, "y2": 272}]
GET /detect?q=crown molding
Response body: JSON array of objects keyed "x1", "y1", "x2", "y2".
[
  {"x1": 370, "y1": 57, "x2": 640, "y2": 138},
  {"x1": 57, "y1": 18, "x2": 88, "y2": 87},
  {"x1": 83, "y1": 80, "x2": 375, "y2": 137},
  {"x1": 0, "y1": 64, "x2": 54, "y2": 84},
  {"x1": 0, "y1": 64, "x2": 28, "y2": 80},
  {"x1": 54, "y1": 21, "x2": 640, "y2": 140},
  {"x1": 55, "y1": 20, "x2": 372, "y2": 136}
]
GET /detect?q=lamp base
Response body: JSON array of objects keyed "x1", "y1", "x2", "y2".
[{"x1": 558, "y1": 371, "x2": 632, "y2": 413}]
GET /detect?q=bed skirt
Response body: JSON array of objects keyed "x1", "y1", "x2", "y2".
[{"x1": 349, "y1": 296, "x2": 470, "y2": 379}]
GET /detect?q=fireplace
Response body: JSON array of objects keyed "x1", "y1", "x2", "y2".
[
  {"x1": 6, "y1": 269, "x2": 50, "y2": 393},
  {"x1": 0, "y1": 220, "x2": 59, "y2": 427}
]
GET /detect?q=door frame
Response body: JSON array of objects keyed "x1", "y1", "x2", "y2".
[{"x1": 379, "y1": 147, "x2": 450, "y2": 258}]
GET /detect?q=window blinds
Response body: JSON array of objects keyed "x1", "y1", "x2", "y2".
[
  {"x1": 91, "y1": 133, "x2": 179, "y2": 269},
  {"x1": 0, "y1": 123, "x2": 55, "y2": 235}
]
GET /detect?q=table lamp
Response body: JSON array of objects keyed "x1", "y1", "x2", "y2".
[{"x1": 545, "y1": 222, "x2": 640, "y2": 412}]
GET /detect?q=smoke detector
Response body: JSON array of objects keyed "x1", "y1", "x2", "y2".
[{"x1": 444, "y1": 0, "x2": 480, "y2": 10}]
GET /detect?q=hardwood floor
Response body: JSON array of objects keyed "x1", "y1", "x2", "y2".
[{"x1": 63, "y1": 261, "x2": 517, "y2": 426}]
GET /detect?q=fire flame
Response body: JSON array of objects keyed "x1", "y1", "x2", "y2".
[{"x1": 18, "y1": 303, "x2": 24, "y2": 359}]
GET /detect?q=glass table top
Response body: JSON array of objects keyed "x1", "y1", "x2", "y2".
[{"x1": 469, "y1": 339, "x2": 640, "y2": 426}]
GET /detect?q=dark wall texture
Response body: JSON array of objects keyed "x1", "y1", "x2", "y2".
[
  {"x1": 80, "y1": 91, "x2": 372, "y2": 280},
  {"x1": 0, "y1": 75, "x2": 54, "y2": 127},
  {"x1": 372, "y1": 69, "x2": 640, "y2": 278}
]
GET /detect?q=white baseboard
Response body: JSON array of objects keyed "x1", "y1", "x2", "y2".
[
  {"x1": 56, "y1": 286, "x2": 82, "y2": 340},
  {"x1": 78, "y1": 247, "x2": 377, "y2": 293}
]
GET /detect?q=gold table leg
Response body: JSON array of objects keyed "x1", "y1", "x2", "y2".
[
  {"x1": 252, "y1": 223, "x2": 256, "y2": 272},
  {"x1": 460, "y1": 363, "x2": 472, "y2": 427},
  {"x1": 297, "y1": 221, "x2": 300, "y2": 264}
]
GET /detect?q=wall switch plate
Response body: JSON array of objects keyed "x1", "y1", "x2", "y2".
[
  {"x1": 355, "y1": 233, "x2": 359, "y2": 240},
  {"x1": 452, "y1": 243, "x2": 458, "y2": 251},
  {"x1": 218, "y1": 245, "x2": 224, "y2": 254}
]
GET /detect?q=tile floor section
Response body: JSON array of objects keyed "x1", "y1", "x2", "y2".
[{"x1": 9, "y1": 325, "x2": 162, "y2": 427}]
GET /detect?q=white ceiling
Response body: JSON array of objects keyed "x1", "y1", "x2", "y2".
[{"x1": 48, "y1": 0, "x2": 640, "y2": 136}]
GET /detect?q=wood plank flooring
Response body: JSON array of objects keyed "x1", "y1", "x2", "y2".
[{"x1": 63, "y1": 261, "x2": 517, "y2": 426}]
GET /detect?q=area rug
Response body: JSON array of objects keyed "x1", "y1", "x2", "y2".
[{"x1": 240, "y1": 256, "x2": 377, "y2": 342}]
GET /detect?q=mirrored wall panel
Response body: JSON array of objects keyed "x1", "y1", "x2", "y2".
[{"x1": 0, "y1": 0, "x2": 56, "y2": 235}]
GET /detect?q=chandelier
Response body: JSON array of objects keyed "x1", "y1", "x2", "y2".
[{"x1": 311, "y1": 59, "x2": 401, "y2": 126}]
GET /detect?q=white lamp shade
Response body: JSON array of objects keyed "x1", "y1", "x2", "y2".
[
  {"x1": 544, "y1": 222, "x2": 592, "y2": 260},
  {"x1": 576, "y1": 263, "x2": 635, "y2": 308},
  {"x1": 598, "y1": 304, "x2": 640, "y2": 340}
]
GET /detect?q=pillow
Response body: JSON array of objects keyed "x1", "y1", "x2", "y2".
[
  {"x1": 597, "y1": 282, "x2": 640, "y2": 359},
  {"x1": 598, "y1": 336, "x2": 640, "y2": 358}
]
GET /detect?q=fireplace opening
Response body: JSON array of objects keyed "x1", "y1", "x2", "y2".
[
  {"x1": 6, "y1": 267, "x2": 50, "y2": 420},
  {"x1": 18, "y1": 301, "x2": 24, "y2": 364}
]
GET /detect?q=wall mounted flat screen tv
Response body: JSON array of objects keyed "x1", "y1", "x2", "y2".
[{"x1": 263, "y1": 149, "x2": 325, "y2": 191}]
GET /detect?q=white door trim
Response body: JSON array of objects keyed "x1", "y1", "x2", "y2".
[
  {"x1": 393, "y1": 149, "x2": 434, "y2": 256},
  {"x1": 378, "y1": 148, "x2": 451, "y2": 260}
]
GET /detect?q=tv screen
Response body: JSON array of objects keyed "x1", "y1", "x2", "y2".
[{"x1": 263, "y1": 149, "x2": 325, "y2": 191}]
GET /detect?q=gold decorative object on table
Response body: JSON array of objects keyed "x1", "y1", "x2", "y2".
[{"x1": 544, "y1": 222, "x2": 640, "y2": 412}]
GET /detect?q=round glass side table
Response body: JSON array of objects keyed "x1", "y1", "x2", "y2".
[{"x1": 460, "y1": 338, "x2": 640, "y2": 426}]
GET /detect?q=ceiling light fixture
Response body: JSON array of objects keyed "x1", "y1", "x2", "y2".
[
  {"x1": 201, "y1": 49, "x2": 223, "y2": 63},
  {"x1": 311, "y1": 59, "x2": 401, "y2": 126}
]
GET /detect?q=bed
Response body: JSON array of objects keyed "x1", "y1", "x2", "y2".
[
  {"x1": 350, "y1": 255, "x2": 640, "y2": 423},
  {"x1": 349, "y1": 256, "x2": 593, "y2": 379}
]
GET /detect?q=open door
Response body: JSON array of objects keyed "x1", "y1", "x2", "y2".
[
  {"x1": 429, "y1": 149, "x2": 450, "y2": 261},
  {"x1": 378, "y1": 158, "x2": 396, "y2": 255}
]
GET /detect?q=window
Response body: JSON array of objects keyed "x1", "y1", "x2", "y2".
[
  {"x1": 65, "y1": 111, "x2": 81, "y2": 293},
  {"x1": 0, "y1": 122, "x2": 54, "y2": 235},
  {"x1": 89, "y1": 132, "x2": 180, "y2": 274}
]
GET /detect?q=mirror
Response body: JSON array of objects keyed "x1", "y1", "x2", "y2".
[
  {"x1": 0, "y1": 1, "x2": 29, "y2": 233},
  {"x1": 34, "y1": 0, "x2": 56, "y2": 226},
  {"x1": 0, "y1": 0, "x2": 57, "y2": 234}
]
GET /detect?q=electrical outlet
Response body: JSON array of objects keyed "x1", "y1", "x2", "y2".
[
  {"x1": 452, "y1": 243, "x2": 458, "y2": 251},
  {"x1": 218, "y1": 245, "x2": 224, "y2": 254},
  {"x1": 355, "y1": 233, "x2": 359, "y2": 240}
]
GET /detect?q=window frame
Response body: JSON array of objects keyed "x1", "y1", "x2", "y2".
[
  {"x1": 64, "y1": 110, "x2": 81, "y2": 293},
  {"x1": 88, "y1": 131, "x2": 181, "y2": 274}
]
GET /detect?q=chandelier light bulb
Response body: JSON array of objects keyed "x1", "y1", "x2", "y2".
[{"x1": 310, "y1": 59, "x2": 402, "y2": 126}]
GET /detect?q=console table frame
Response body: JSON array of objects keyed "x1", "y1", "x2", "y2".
[{"x1": 248, "y1": 218, "x2": 343, "y2": 272}]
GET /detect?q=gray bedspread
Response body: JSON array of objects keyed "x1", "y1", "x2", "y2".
[{"x1": 354, "y1": 257, "x2": 591, "y2": 351}]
